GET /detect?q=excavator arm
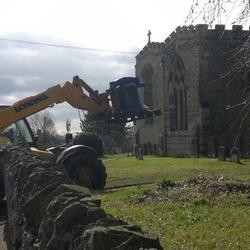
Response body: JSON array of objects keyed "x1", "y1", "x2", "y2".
[
  {"x1": 0, "y1": 75, "x2": 161, "y2": 190},
  {"x1": 0, "y1": 75, "x2": 161, "y2": 133},
  {"x1": 0, "y1": 76, "x2": 112, "y2": 132}
]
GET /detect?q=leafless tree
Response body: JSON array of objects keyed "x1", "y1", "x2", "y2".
[
  {"x1": 28, "y1": 111, "x2": 57, "y2": 147},
  {"x1": 186, "y1": 0, "x2": 250, "y2": 26},
  {"x1": 185, "y1": 0, "x2": 250, "y2": 153},
  {"x1": 185, "y1": 0, "x2": 250, "y2": 93}
]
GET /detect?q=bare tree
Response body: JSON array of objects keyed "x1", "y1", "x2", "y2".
[
  {"x1": 185, "y1": 1, "x2": 250, "y2": 94},
  {"x1": 186, "y1": 0, "x2": 250, "y2": 26},
  {"x1": 185, "y1": 0, "x2": 250, "y2": 154},
  {"x1": 28, "y1": 111, "x2": 57, "y2": 147}
]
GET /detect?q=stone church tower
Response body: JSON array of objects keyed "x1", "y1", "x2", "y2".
[{"x1": 135, "y1": 24, "x2": 250, "y2": 157}]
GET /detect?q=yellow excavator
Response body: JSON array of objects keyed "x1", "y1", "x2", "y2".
[{"x1": 0, "y1": 75, "x2": 160, "y2": 195}]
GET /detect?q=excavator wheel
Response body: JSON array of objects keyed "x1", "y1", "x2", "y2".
[{"x1": 61, "y1": 146, "x2": 107, "y2": 190}]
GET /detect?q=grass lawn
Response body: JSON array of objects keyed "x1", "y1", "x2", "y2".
[
  {"x1": 103, "y1": 154, "x2": 250, "y2": 188},
  {"x1": 96, "y1": 155, "x2": 250, "y2": 249}
]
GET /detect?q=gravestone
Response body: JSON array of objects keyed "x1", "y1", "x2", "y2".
[
  {"x1": 218, "y1": 146, "x2": 226, "y2": 161},
  {"x1": 135, "y1": 145, "x2": 144, "y2": 160},
  {"x1": 191, "y1": 137, "x2": 199, "y2": 157},
  {"x1": 230, "y1": 147, "x2": 240, "y2": 163},
  {"x1": 137, "y1": 147, "x2": 144, "y2": 160}
]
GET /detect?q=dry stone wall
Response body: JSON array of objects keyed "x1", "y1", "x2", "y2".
[{"x1": 2, "y1": 145, "x2": 163, "y2": 250}]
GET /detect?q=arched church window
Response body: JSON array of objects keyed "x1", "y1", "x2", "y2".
[
  {"x1": 168, "y1": 54, "x2": 188, "y2": 131},
  {"x1": 142, "y1": 64, "x2": 153, "y2": 108},
  {"x1": 142, "y1": 64, "x2": 154, "y2": 124}
]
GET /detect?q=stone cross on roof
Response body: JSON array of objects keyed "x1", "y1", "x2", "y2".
[{"x1": 147, "y1": 30, "x2": 151, "y2": 45}]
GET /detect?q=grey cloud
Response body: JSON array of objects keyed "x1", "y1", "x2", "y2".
[
  {"x1": 0, "y1": 33, "x2": 137, "y2": 132},
  {"x1": 0, "y1": 35, "x2": 136, "y2": 91}
]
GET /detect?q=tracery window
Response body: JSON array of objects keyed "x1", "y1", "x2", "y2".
[
  {"x1": 168, "y1": 54, "x2": 188, "y2": 131},
  {"x1": 142, "y1": 64, "x2": 154, "y2": 124}
]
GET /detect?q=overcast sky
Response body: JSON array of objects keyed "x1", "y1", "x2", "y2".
[{"x1": 0, "y1": 0, "x2": 196, "y2": 134}]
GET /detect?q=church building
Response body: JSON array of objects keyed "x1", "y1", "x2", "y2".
[{"x1": 135, "y1": 24, "x2": 250, "y2": 157}]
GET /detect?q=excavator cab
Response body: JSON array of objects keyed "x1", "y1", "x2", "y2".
[
  {"x1": 0, "y1": 106, "x2": 36, "y2": 147},
  {"x1": 0, "y1": 110, "x2": 57, "y2": 162},
  {"x1": 0, "y1": 107, "x2": 36, "y2": 211},
  {"x1": 0, "y1": 119, "x2": 36, "y2": 146}
]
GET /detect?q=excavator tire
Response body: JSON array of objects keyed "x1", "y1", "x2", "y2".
[
  {"x1": 0, "y1": 145, "x2": 163, "y2": 250},
  {"x1": 62, "y1": 149, "x2": 107, "y2": 190}
]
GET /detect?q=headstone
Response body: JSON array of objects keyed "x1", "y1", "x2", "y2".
[
  {"x1": 230, "y1": 147, "x2": 240, "y2": 163},
  {"x1": 137, "y1": 147, "x2": 144, "y2": 160},
  {"x1": 191, "y1": 137, "x2": 199, "y2": 157},
  {"x1": 218, "y1": 146, "x2": 226, "y2": 161},
  {"x1": 135, "y1": 145, "x2": 144, "y2": 160}
]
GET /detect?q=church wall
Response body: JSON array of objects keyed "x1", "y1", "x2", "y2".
[
  {"x1": 198, "y1": 25, "x2": 249, "y2": 156},
  {"x1": 135, "y1": 44, "x2": 164, "y2": 154},
  {"x1": 163, "y1": 28, "x2": 202, "y2": 156},
  {"x1": 135, "y1": 25, "x2": 250, "y2": 157}
]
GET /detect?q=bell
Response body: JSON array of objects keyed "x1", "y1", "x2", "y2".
[{"x1": 109, "y1": 77, "x2": 161, "y2": 122}]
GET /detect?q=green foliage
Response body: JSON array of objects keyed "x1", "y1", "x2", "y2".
[
  {"x1": 80, "y1": 113, "x2": 100, "y2": 133},
  {"x1": 142, "y1": 188, "x2": 151, "y2": 195},
  {"x1": 192, "y1": 197, "x2": 210, "y2": 207},
  {"x1": 97, "y1": 154, "x2": 250, "y2": 249},
  {"x1": 98, "y1": 184, "x2": 250, "y2": 249},
  {"x1": 80, "y1": 113, "x2": 127, "y2": 152},
  {"x1": 103, "y1": 154, "x2": 250, "y2": 188},
  {"x1": 156, "y1": 178, "x2": 176, "y2": 189},
  {"x1": 127, "y1": 188, "x2": 152, "y2": 204},
  {"x1": 73, "y1": 132, "x2": 104, "y2": 157}
]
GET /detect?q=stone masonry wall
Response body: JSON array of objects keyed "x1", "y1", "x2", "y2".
[
  {"x1": 1, "y1": 145, "x2": 163, "y2": 250},
  {"x1": 198, "y1": 24, "x2": 250, "y2": 155},
  {"x1": 163, "y1": 26, "x2": 201, "y2": 156},
  {"x1": 135, "y1": 24, "x2": 250, "y2": 157},
  {"x1": 135, "y1": 43, "x2": 165, "y2": 154}
]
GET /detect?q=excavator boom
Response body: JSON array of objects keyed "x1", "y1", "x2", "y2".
[
  {"x1": 0, "y1": 76, "x2": 111, "y2": 132},
  {"x1": 0, "y1": 75, "x2": 161, "y2": 132},
  {"x1": 0, "y1": 74, "x2": 161, "y2": 197}
]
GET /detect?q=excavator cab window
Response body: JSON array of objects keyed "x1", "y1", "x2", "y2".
[{"x1": 0, "y1": 119, "x2": 36, "y2": 146}]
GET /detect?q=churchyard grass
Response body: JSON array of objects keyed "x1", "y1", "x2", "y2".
[
  {"x1": 103, "y1": 154, "x2": 250, "y2": 188},
  {"x1": 96, "y1": 155, "x2": 250, "y2": 249}
]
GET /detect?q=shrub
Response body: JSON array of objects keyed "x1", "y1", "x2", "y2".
[
  {"x1": 73, "y1": 132, "x2": 104, "y2": 157},
  {"x1": 157, "y1": 178, "x2": 176, "y2": 189},
  {"x1": 192, "y1": 197, "x2": 210, "y2": 207},
  {"x1": 127, "y1": 189, "x2": 151, "y2": 204}
]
